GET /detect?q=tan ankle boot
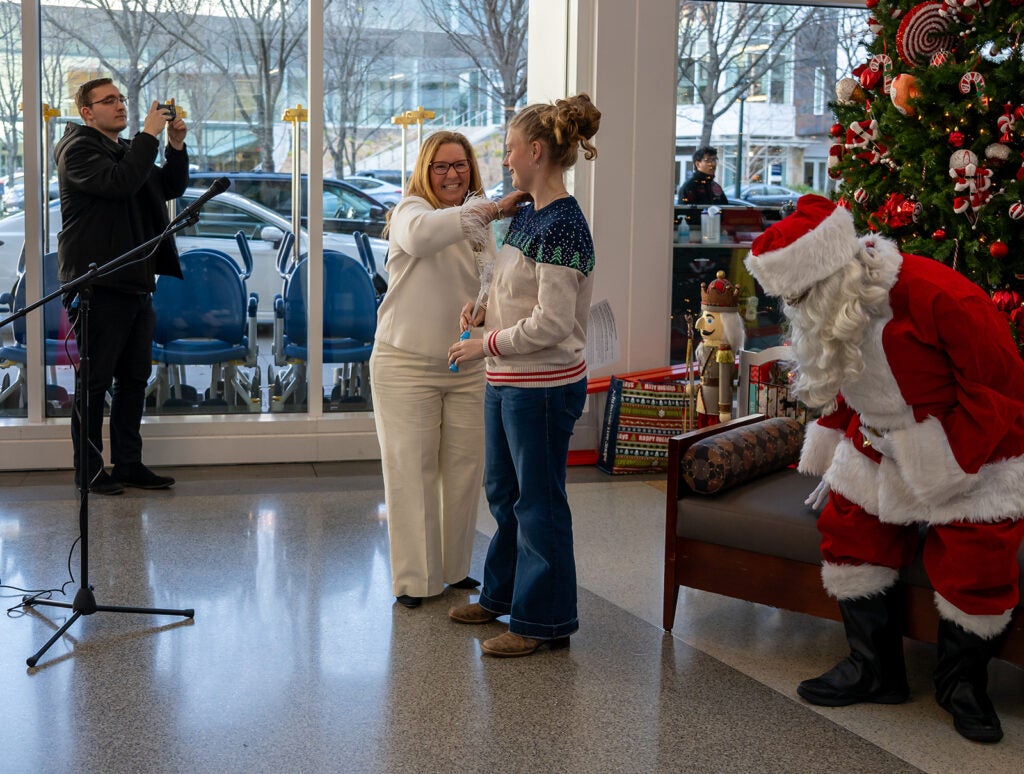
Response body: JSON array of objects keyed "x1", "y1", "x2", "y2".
[{"x1": 449, "y1": 602, "x2": 500, "y2": 624}]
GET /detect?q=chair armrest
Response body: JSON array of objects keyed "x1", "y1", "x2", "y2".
[
  {"x1": 665, "y1": 413, "x2": 769, "y2": 544},
  {"x1": 272, "y1": 293, "x2": 285, "y2": 366},
  {"x1": 233, "y1": 230, "x2": 254, "y2": 280},
  {"x1": 276, "y1": 232, "x2": 296, "y2": 278}
]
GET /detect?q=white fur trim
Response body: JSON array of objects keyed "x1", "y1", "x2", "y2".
[
  {"x1": 798, "y1": 422, "x2": 843, "y2": 477},
  {"x1": 744, "y1": 206, "x2": 859, "y2": 298},
  {"x1": 822, "y1": 562, "x2": 899, "y2": 600},
  {"x1": 824, "y1": 437, "x2": 881, "y2": 516},
  {"x1": 887, "y1": 416, "x2": 972, "y2": 504},
  {"x1": 934, "y1": 592, "x2": 1013, "y2": 639},
  {"x1": 877, "y1": 451, "x2": 1024, "y2": 525},
  {"x1": 811, "y1": 421, "x2": 1024, "y2": 527}
]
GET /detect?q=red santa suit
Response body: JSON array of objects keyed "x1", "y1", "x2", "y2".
[{"x1": 747, "y1": 201, "x2": 1024, "y2": 639}]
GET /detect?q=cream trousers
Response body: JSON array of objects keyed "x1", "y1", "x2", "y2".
[{"x1": 370, "y1": 342, "x2": 486, "y2": 597}]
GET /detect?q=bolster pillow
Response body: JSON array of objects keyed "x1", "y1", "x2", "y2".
[{"x1": 681, "y1": 417, "x2": 804, "y2": 495}]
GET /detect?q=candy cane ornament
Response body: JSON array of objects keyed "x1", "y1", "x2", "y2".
[
  {"x1": 997, "y1": 104, "x2": 1016, "y2": 142},
  {"x1": 869, "y1": 54, "x2": 894, "y2": 94},
  {"x1": 959, "y1": 71, "x2": 985, "y2": 95}
]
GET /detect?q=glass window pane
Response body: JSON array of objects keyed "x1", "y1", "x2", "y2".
[
  {"x1": 17, "y1": 0, "x2": 531, "y2": 422},
  {"x1": 672, "y1": 2, "x2": 870, "y2": 362}
]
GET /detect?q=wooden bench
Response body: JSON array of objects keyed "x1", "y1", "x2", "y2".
[{"x1": 663, "y1": 412, "x2": 1024, "y2": 668}]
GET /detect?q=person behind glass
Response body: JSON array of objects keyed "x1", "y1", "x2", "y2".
[
  {"x1": 55, "y1": 78, "x2": 188, "y2": 496},
  {"x1": 446, "y1": 93, "x2": 601, "y2": 658},
  {"x1": 677, "y1": 146, "x2": 728, "y2": 206},
  {"x1": 371, "y1": 131, "x2": 529, "y2": 609}
]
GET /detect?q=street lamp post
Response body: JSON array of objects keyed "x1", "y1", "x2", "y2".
[{"x1": 734, "y1": 95, "x2": 746, "y2": 200}]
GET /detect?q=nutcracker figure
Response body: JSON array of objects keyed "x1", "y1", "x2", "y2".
[{"x1": 694, "y1": 271, "x2": 745, "y2": 427}]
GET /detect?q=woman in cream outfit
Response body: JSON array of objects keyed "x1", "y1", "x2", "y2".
[{"x1": 371, "y1": 130, "x2": 528, "y2": 608}]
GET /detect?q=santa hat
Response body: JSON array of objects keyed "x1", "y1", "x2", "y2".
[{"x1": 744, "y1": 194, "x2": 859, "y2": 298}]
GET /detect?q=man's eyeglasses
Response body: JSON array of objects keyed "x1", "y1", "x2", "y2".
[
  {"x1": 429, "y1": 160, "x2": 470, "y2": 175},
  {"x1": 87, "y1": 95, "x2": 129, "y2": 108}
]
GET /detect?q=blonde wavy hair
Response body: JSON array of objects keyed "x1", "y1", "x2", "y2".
[{"x1": 509, "y1": 93, "x2": 601, "y2": 169}]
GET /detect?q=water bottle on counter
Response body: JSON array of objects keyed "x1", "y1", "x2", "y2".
[{"x1": 701, "y1": 206, "x2": 721, "y2": 244}]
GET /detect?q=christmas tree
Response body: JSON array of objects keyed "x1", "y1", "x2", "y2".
[{"x1": 829, "y1": 0, "x2": 1024, "y2": 312}]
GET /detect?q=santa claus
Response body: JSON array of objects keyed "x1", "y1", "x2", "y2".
[{"x1": 745, "y1": 194, "x2": 1024, "y2": 744}]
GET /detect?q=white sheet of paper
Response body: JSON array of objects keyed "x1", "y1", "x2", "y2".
[{"x1": 586, "y1": 299, "x2": 620, "y2": 370}]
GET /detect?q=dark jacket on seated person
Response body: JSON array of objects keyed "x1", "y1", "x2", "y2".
[{"x1": 677, "y1": 171, "x2": 728, "y2": 206}]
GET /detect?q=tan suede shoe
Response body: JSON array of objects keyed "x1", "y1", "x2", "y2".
[
  {"x1": 480, "y1": 631, "x2": 570, "y2": 657},
  {"x1": 448, "y1": 602, "x2": 500, "y2": 624}
]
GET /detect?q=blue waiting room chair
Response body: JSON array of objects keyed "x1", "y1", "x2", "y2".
[
  {"x1": 0, "y1": 252, "x2": 77, "y2": 411},
  {"x1": 149, "y1": 245, "x2": 260, "y2": 411},
  {"x1": 269, "y1": 250, "x2": 377, "y2": 410}
]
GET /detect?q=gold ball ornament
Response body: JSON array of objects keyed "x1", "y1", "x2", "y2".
[
  {"x1": 836, "y1": 77, "x2": 867, "y2": 105},
  {"x1": 890, "y1": 73, "x2": 920, "y2": 116}
]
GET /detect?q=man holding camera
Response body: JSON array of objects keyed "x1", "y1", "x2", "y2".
[{"x1": 55, "y1": 78, "x2": 189, "y2": 495}]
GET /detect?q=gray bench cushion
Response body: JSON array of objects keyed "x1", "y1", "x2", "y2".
[
  {"x1": 676, "y1": 467, "x2": 948, "y2": 591},
  {"x1": 678, "y1": 468, "x2": 821, "y2": 565}
]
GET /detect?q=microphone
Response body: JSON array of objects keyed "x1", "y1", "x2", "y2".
[{"x1": 173, "y1": 177, "x2": 230, "y2": 224}]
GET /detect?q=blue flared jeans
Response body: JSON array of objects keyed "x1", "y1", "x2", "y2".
[{"x1": 478, "y1": 379, "x2": 587, "y2": 639}]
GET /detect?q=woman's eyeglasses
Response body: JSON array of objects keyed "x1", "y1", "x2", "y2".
[{"x1": 429, "y1": 160, "x2": 470, "y2": 175}]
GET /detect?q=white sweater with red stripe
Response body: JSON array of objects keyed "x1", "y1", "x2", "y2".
[{"x1": 483, "y1": 196, "x2": 595, "y2": 388}]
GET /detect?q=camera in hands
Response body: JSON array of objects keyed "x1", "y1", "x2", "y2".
[{"x1": 160, "y1": 101, "x2": 176, "y2": 121}]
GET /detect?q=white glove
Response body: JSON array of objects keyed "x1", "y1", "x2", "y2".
[
  {"x1": 862, "y1": 427, "x2": 895, "y2": 457},
  {"x1": 805, "y1": 479, "x2": 830, "y2": 510}
]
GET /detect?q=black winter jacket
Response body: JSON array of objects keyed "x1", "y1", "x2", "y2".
[
  {"x1": 677, "y1": 170, "x2": 728, "y2": 206},
  {"x1": 54, "y1": 123, "x2": 189, "y2": 291}
]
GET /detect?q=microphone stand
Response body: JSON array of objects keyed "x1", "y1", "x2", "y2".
[{"x1": 1, "y1": 213, "x2": 202, "y2": 668}]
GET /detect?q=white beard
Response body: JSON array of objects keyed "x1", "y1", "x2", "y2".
[{"x1": 784, "y1": 286, "x2": 870, "y2": 409}]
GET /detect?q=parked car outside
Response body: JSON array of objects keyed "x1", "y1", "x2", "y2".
[
  {"x1": 738, "y1": 184, "x2": 801, "y2": 208},
  {"x1": 359, "y1": 169, "x2": 407, "y2": 187},
  {"x1": 3, "y1": 177, "x2": 60, "y2": 213},
  {"x1": 0, "y1": 190, "x2": 388, "y2": 323},
  {"x1": 342, "y1": 175, "x2": 403, "y2": 207},
  {"x1": 188, "y1": 172, "x2": 388, "y2": 238}
]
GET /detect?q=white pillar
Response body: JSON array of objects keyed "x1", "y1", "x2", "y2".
[{"x1": 528, "y1": 0, "x2": 678, "y2": 373}]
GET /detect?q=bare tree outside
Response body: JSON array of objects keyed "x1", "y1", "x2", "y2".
[
  {"x1": 323, "y1": 0, "x2": 404, "y2": 178},
  {"x1": 677, "y1": 1, "x2": 815, "y2": 148},
  {"x1": 41, "y1": 26, "x2": 75, "y2": 187},
  {"x1": 420, "y1": 0, "x2": 527, "y2": 192},
  {"x1": 0, "y1": 1, "x2": 22, "y2": 182},
  {"x1": 420, "y1": 0, "x2": 527, "y2": 126},
  {"x1": 43, "y1": 0, "x2": 192, "y2": 134},
  {"x1": 212, "y1": 0, "x2": 307, "y2": 172},
  {"x1": 833, "y1": 8, "x2": 871, "y2": 81}
]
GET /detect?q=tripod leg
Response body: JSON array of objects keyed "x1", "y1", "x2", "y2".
[
  {"x1": 27, "y1": 610, "x2": 82, "y2": 668},
  {"x1": 24, "y1": 588, "x2": 193, "y2": 667},
  {"x1": 95, "y1": 604, "x2": 195, "y2": 617}
]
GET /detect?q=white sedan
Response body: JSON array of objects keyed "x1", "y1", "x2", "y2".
[
  {"x1": 0, "y1": 189, "x2": 388, "y2": 323},
  {"x1": 342, "y1": 175, "x2": 403, "y2": 207}
]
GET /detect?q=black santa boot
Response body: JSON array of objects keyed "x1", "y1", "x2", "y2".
[
  {"x1": 934, "y1": 619, "x2": 1005, "y2": 743},
  {"x1": 797, "y1": 588, "x2": 910, "y2": 706}
]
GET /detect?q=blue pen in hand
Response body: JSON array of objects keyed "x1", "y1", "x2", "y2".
[{"x1": 449, "y1": 330, "x2": 471, "y2": 372}]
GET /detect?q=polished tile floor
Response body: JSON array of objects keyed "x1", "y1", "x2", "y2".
[{"x1": 0, "y1": 462, "x2": 1021, "y2": 773}]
